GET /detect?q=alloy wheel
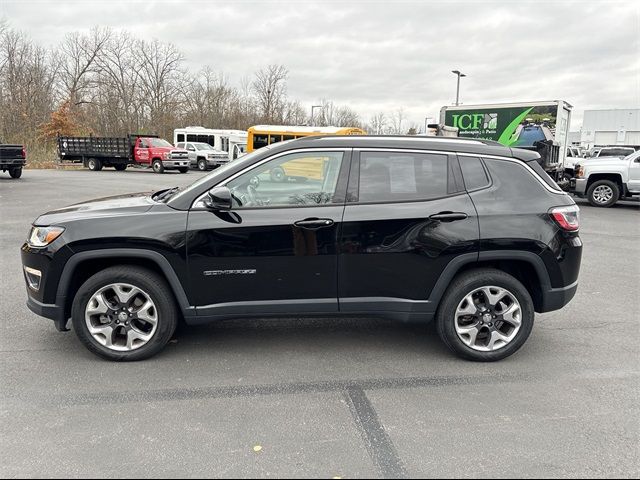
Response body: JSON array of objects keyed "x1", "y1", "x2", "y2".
[
  {"x1": 85, "y1": 283, "x2": 158, "y2": 351},
  {"x1": 454, "y1": 285, "x2": 522, "y2": 352},
  {"x1": 592, "y1": 185, "x2": 613, "y2": 204}
]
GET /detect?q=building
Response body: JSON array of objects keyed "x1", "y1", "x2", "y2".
[{"x1": 580, "y1": 109, "x2": 640, "y2": 149}]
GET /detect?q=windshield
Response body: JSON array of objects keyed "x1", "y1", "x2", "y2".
[
  {"x1": 600, "y1": 148, "x2": 634, "y2": 156},
  {"x1": 169, "y1": 147, "x2": 270, "y2": 203},
  {"x1": 148, "y1": 138, "x2": 173, "y2": 148},
  {"x1": 194, "y1": 142, "x2": 214, "y2": 151}
]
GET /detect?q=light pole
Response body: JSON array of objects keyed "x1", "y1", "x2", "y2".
[
  {"x1": 451, "y1": 70, "x2": 466, "y2": 106},
  {"x1": 310, "y1": 105, "x2": 322, "y2": 126}
]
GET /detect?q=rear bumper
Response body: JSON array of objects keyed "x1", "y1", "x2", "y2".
[
  {"x1": 539, "y1": 280, "x2": 579, "y2": 313},
  {"x1": 0, "y1": 159, "x2": 26, "y2": 168}
]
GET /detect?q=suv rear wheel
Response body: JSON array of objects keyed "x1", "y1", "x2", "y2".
[
  {"x1": 436, "y1": 269, "x2": 534, "y2": 362},
  {"x1": 71, "y1": 266, "x2": 178, "y2": 361},
  {"x1": 9, "y1": 167, "x2": 22, "y2": 178},
  {"x1": 587, "y1": 179, "x2": 619, "y2": 207}
]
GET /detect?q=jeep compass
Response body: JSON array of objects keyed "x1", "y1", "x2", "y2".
[{"x1": 21, "y1": 136, "x2": 582, "y2": 361}]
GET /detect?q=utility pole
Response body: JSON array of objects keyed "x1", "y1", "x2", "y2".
[{"x1": 451, "y1": 70, "x2": 466, "y2": 106}]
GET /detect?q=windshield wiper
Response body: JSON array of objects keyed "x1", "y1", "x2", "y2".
[{"x1": 153, "y1": 186, "x2": 180, "y2": 202}]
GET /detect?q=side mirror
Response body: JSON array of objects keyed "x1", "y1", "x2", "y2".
[{"x1": 203, "y1": 186, "x2": 232, "y2": 211}]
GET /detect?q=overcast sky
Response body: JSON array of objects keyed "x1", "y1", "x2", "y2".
[{"x1": 2, "y1": 0, "x2": 639, "y2": 129}]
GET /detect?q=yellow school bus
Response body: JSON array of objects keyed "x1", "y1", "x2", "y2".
[{"x1": 246, "y1": 125, "x2": 366, "y2": 152}]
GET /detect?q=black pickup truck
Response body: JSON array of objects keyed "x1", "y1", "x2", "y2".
[{"x1": 0, "y1": 142, "x2": 26, "y2": 178}]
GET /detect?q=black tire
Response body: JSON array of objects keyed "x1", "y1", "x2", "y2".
[
  {"x1": 87, "y1": 158, "x2": 103, "y2": 171},
  {"x1": 152, "y1": 159, "x2": 164, "y2": 174},
  {"x1": 178, "y1": 167, "x2": 189, "y2": 174},
  {"x1": 114, "y1": 164, "x2": 127, "y2": 171},
  {"x1": 9, "y1": 167, "x2": 22, "y2": 178},
  {"x1": 436, "y1": 269, "x2": 535, "y2": 362},
  {"x1": 587, "y1": 179, "x2": 619, "y2": 208},
  {"x1": 71, "y1": 266, "x2": 178, "y2": 361},
  {"x1": 270, "y1": 166, "x2": 286, "y2": 182},
  {"x1": 197, "y1": 158, "x2": 207, "y2": 171}
]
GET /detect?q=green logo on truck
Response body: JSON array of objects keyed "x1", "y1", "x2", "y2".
[{"x1": 452, "y1": 113, "x2": 498, "y2": 130}]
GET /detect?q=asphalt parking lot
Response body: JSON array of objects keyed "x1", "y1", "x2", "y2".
[{"x1": 1, "y1": 169, "x2": 639, "y2": 478}]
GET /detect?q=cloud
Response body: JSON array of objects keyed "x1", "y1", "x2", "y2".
[{"x1": 2, "y1": 0, "x2": 638, "y2": 129}]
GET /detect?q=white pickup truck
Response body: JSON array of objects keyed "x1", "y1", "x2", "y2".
[{"x1": 572, "y1": 150, "x2": 640, "y2": 207}]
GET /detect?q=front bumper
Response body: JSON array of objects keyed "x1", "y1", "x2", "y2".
[
  {"x1": 162, "y1": 160, "x2": 189, "y2": 168},
  {"x1": 26, "y1": 295, "x2": 69, "y2": 331},
  {"x1": 207, "y1": 158, "x2": 229, "y2": 166},
  {"x1": 571, "y1": 178, "x2": 587, "y2": 195}
]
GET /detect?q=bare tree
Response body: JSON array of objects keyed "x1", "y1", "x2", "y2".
[
  {"x1": 252, "y1": 64, "x2": 288, "y2": 123},
  {"x1": 334, "y1": 105, "x2": 360, "y2": 127},
  {"x1": 283, "y1": 100, "x2": 308, "y2": 126},
  {"x1": 389, "y1": 108, "x2": 406, "y2": 134},
  {"x1": 0, "y1": 27, "x2": 56, "y2": 142},
  {"x1": 58, "y1": 27, "x2": 110, "y2": 106},
  {"x1": 136, "y1": 38, "x2": 184, "y2": 137},
  {"x1": 369, "y1": 112, "x2": 387, "y2": 134},
  {"x1": 94, "y1": 31, "x2": 140, "y2": 134}
]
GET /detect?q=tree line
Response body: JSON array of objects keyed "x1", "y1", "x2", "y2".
[{"x1": 0, "y1": 22, "x2": 418, "y2": 164}]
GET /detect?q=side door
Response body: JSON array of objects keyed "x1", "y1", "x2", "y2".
[
  {"x1": 185, "y1": 143, "x2": 197, "y2": 165},
  {"x1": 134, "y1": 138, "x2": 150, "y2": 165},
  {"x1": 627, "y1": 152, "x2": 640, "y2": 192},
  {"x1": 186, "y1": 148, "x2": 351, "y2": 317},
  {"x1": 338, "y1": 149, "x2": 479, "y2": 315}
]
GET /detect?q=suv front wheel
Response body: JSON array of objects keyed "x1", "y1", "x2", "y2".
[
  {"x1": 71, "y1": 266, "x2": 178, "y2": 361},
  {"x1": 436, "y1": 269, "x2": 534, "y2": 362}
]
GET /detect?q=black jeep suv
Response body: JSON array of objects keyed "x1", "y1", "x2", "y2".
[{"x1": 21, "y1": 136, "x2": 582, "y2": 361}]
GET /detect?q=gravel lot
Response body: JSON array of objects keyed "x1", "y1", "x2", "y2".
[{"x1": 1, "y1": 169, "x2": 639, "y2": 478}]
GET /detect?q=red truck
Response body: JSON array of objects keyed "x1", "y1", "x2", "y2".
[{"x1": 57, "y1": 134, "x2": 190, "y2": 173}]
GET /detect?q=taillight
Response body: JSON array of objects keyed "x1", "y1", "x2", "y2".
[
  {"x1": 21, "y1": 147, "x2": 26, "y2": 158},
  {"x1": 549, "y1": 205, "x2": 580, "y2": 231}
]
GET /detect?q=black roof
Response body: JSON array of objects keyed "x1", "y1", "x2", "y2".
[{"x1": 268, "y1": 135, "x2": 540, "y2": 162}]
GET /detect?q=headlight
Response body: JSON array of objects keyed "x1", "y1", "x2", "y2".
[
  {"x1": 576, "y1": 165, "x2": 584, "y2": 178},
  {"x1": 28, "y1": 226, "x2": 65, "y2": 247}
]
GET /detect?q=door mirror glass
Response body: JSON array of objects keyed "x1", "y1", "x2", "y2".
[{"x1": 204, "y1": 186, "x2": 232, "y2": 210}]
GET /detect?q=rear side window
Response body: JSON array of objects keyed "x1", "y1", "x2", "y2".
[
  {"x1": 358, "y1": 151, "x2": 448, "y2": 203},
  {"x1": 483, "y1": 158, "x2": 551, "y2": 200},
  {"x1": 459, "y1": 156, "x2": 490, "y2": 190}
]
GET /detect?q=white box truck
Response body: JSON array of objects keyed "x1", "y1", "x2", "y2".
[{"x1": 440, "y1": 100, "x2": 573, "y2": 185}]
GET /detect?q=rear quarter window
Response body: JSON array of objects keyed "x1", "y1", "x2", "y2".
[{"x1": 482, "y1": 158, "x2": 552, "y2": 204}]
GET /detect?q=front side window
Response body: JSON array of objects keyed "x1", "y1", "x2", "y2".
[
  {"x1": 358, "y1": 151, "x2": 449, "y2": 203},
  {"x1": 148, "y1": 138, "x2": 173, "y2": 148},
  {"x1": 227, "y1": 151, "x2": 344, "y2": 208}
]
